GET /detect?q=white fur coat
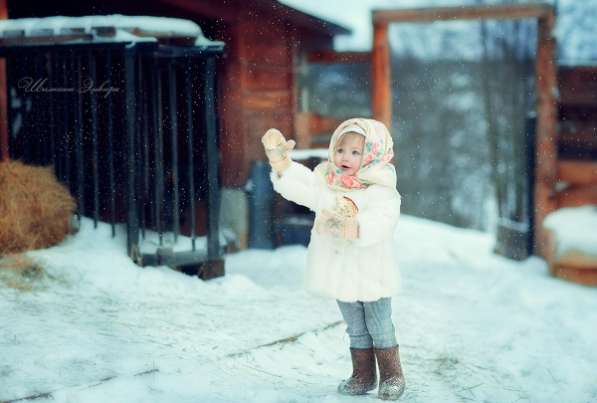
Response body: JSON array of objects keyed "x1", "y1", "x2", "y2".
[{"x1": 271, "y1": 161, "x2": 401, "y2": 302}]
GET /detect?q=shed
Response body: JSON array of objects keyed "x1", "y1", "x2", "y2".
[
  {"x1": 0, "y1": 0, "x2": 349, "y2": 187},
  {"x1": 0, "y1": 15, "x2": 227, "y2": 278}
]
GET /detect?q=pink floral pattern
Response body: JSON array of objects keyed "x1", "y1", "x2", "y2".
[{"x1": 322, "y1": 118, "x2": 395, "y2": 191}]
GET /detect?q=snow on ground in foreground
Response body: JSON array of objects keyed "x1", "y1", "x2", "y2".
[{"x1": 1, "y1": 215, "x2": 596, "y2": 403}]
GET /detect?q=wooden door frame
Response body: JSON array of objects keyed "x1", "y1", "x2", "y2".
[
  {"x1": 371, "y1": 3, "x2": 557, "y2": 256},
  {"x1": 0, "y1": 0, "x2": 7, "y2": 161}
]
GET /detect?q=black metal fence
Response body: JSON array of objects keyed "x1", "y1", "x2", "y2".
[{"x1": 0, "y1": 39, "x2": 225, "y2": 278}]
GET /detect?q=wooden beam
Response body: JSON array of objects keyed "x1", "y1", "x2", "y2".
[
  {"x1": 558, "y1": 160, "x2": 597, "y2": 186},
  {"x1": 550, "y1": 263, "x2": 597, "y2": 286},
  {"x1": 534, "y1": 10, "x2": 557, "y2": 257},
  {"x1": 373, "y1": 3, "x2": 553, "y2": 24},
  {"x1": 307, "y1": 51, "x2": 370, "y2": 64},
  {"x1": 159, "y1": 0, "x2": 238, "y2": 22},
  {"x1": 0, "y1": 0, "x2": 7, "y2": 161},
  {"x1": 559, "y1": 122, "x2": 597, "y2": 150},
  {"x1": 556, "y1": 185, "x2": 597, "y2": 208},
  {"x1": 371, "y1": 22, "x2": 391, "y2": 129}
]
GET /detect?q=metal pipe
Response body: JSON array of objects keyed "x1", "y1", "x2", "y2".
[
  {"x1": 152, "y1": 58, "x2": 164, "y2": 246},
  {"x1": 22, "y1": 54, "x2": 32, "y2": 163},
  {"x1": 106, "y1": 50, "x2": 116, "y2": 237},
  {"x1": 74, "y1": 54, "x2": 85, "y2": 221},
  {"x1": 89, "y1": 49, "x2": 99, "y2": 228},
  {"x1": 137, "y1": 54, "x2": 146, "y2": 239},
  {"x1": 168, "y1": 63, "x2": 180, "y2": 242},
  {"x1": 48, "y1": 52, "x2": 56, "y2": 168},
  {"x1": 51, "y1": 52, "x2": 62, "y2": 180},
  {"x1": 124, "y1": 47, "x2": 139, "y2": 259},
  {"x1": 185, "y1": 58, "x2": 197, "y2": 251},
  {"x1": 142, "y1": 56, "x2": 151, "y2": 242},
  {"x1": 203, "y1": 57, "x2": 220, "y2": 260},
  {"x1": 62, "y1": 53, "x2": 72, "y2": 190}
]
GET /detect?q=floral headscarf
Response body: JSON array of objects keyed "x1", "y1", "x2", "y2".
[{"x1": 314, "y1": 118, "x2": 397, "y2": 191}]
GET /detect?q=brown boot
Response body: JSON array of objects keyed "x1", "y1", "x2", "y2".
[
  {"x1": 337, "y1": 347, "x2": 377, "y2": 395},
  {"x1": 374, "y1": 346, "x2": 406, "y2": 400}
]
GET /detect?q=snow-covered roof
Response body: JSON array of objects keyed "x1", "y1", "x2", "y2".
[{"x1": 0, "y1": 15, "x2": 224, "y2": 49}]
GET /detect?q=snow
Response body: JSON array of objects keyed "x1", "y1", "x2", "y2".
[
  {"x1": 0, "y1": 15, "x2": 202, "y2": 38},
  {"x1": 2, "y1": 215, "x2": 596, "y2": 402},
  {"x1": 137, "y1": 226, "x2": 229, "y2": 255},
  {"x1": 543, "y1": 205, "x2": 597, "y2": 259},
  {"x1": 0, "y1": 15, "x2": 228, "y2": 49}
]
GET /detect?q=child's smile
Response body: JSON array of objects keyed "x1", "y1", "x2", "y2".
[{"x1": 334, "y1": 133, "x2": 365, "y2": 176}]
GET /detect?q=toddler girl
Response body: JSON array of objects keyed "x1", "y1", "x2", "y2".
[{"x1": 261, "y1": 118, "x2": 405, "y2": 400}]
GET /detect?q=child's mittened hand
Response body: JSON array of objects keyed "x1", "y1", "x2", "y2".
[
  {"x1": 262, "y1": 128, "x2": 285, "y2": 149},
  {"x1": 315, "y1": 208, "x2": 359, "y2": 241},
  {"x1": 261, "y1": 128, "x2": 296, "y2": 174},
  {"x1": 333, "y1": 196, "x2": 358, "y2": 218}
]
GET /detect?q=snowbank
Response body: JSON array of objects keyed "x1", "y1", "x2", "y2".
[{"x1": 543, "y1": 205, "x2": 597, "y2": 259}]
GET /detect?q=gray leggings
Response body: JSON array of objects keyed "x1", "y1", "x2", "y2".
[{"x1": 337, "y1": 297, "x2": 398, "y2": 349}]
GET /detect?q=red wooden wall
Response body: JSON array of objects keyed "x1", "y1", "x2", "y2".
[{"x1": 555, "y1": 66, "x2": 597, "y2": 208}]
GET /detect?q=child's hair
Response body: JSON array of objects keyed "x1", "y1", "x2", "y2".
[{"x1": 335, "y1": 132, "x2": 365, "y2": 149}]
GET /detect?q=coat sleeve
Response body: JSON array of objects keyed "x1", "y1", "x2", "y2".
[
  {"x1": 349, "y1": 186, "x2": 401, "y2": 248},
  {"x1": 270, "y1": 161, "x2": 322, "y2": 212}
]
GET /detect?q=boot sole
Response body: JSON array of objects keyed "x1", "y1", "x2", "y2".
[{"x1": 337, "y1": 382, "x2": 377, "y2": 395}]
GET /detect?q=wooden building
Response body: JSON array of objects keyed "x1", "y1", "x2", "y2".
[{"x1": 0, "y1": 0, "x2": 349, "y2": 187}]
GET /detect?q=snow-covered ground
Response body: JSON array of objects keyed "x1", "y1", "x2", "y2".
[{"x1": 1, "y1": 215, "x2": 596, "y2": 403}]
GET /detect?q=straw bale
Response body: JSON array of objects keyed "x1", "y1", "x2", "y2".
[{"x1": 0, "y1": 160, "x2": 75, "y2": 255}]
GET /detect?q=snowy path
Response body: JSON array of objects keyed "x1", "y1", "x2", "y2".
[{"x1": 1, "y1": 216, "x2": 596, "y2": 403}]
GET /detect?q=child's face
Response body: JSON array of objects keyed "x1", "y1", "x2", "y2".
[{"x1": 333, "y1": 133, "x2": 365, "y2": 176}]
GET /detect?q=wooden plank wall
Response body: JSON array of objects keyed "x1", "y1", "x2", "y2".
[
  {"x1": 555, "y1": 66, "x2": 597, "y2": 209},
  {"x1": 218, "y1": 5, "x2": 295, "y2": 187},
  {"x1": 240, "y1": 9, "x2": 295, "y2": 170}
]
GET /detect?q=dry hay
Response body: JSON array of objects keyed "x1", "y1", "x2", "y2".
[
  {"x1": 0, "y1": 160, "x2": 75, "y2": 255},
  {"x1": 0, "y1": 254, "x2": 45, "y2": 291}
]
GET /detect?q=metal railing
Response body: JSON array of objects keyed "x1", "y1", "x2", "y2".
[{"x1": 0, "y1": 38, "x2": 225, "y2": 277}]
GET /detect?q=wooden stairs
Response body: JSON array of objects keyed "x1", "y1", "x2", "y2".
[{"x1": 545, "y1": 65, "x2": 597, "y2": 285}]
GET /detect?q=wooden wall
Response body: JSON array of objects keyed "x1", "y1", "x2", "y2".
[
  {"x1": 216, "y1": 5, "x2": 333, "y2": 186},
  {"x1": 217, "y1": 6, "x2": 295, "y2": 187},
  {"x1": 555, "y1": 66, "x2": 597, "y2": 208}
]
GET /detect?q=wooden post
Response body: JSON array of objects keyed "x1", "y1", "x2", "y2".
[
  {"x1": 0, "y1": 0, "x2": 8, "y2": 161},
  {"x1": 371, "y1": 21, "x2": 391, "y2": 128},
  {"x1": 534, "y1": 10, "x2": 557, "y2": 257}
]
